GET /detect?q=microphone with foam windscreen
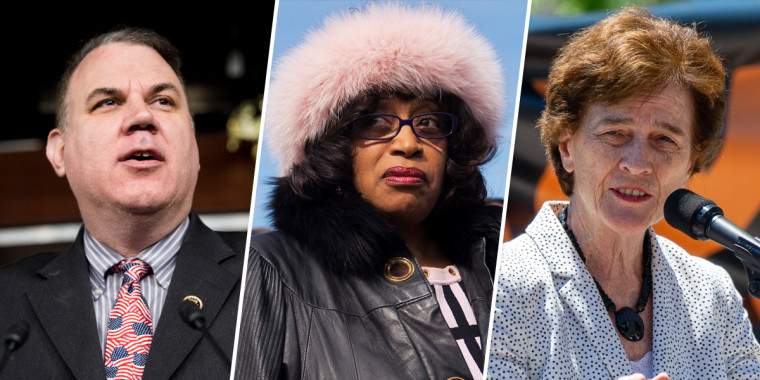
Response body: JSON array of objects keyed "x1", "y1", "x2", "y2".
[
  {"x1": 664, "y1": 188, "x2": 760, "y2": 297},
  {"x1": 0, "y1": 320, "x2": 30, "y2": 376},
  {"x1": 664, "y1": 188, "x2": 722, "y2": 241},
  {"x1": 179, "y1": 298, "x2": 231, "y2": 367}
]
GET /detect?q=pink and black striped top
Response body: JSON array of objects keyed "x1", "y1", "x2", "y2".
[{"x1": 423, "y1": 265, "x2": 483, "y2": 380}]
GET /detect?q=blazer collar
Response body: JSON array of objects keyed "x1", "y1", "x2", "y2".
[
  {"x1": 142, "y1": 211, "x2": 240, "y2": 380},
  {"x1": 28, "y1": 228, "x2": 107, "y2": 379},
  {"x1": 525, "y1": 202, "x2": 577, "y2": 280},
  {"x1": 27, "y1": 212, "x2": 240, "y2": 380},
  {"x1": 649, "y1": 236, "x2": 685, "y2": 379},
  {"x1": 529, "y1": 201, "x2": 699, "y2": 378},
  {"x1": 527, "y1": 201, "x2": 633, "y2": 378}
]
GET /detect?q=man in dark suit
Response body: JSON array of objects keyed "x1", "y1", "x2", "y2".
[{"x1": 0, "y1": 28, "x2": 245, "y2": 379}]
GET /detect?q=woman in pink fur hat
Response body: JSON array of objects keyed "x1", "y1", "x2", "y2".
[{"x1": 235, "y1": 3, "x2": 505, "y2": 378}]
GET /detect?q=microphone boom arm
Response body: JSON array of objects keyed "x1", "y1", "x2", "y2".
[{"x1": 734, "y1": 235, "x2": 760, "y2": 298}]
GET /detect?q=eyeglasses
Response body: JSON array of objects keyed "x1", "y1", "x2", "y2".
[{"x1": 349, "y1": 112, "x2": 458, "y2": 140}]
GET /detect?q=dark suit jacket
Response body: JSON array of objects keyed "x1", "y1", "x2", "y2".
[{"x1": 0, "y1": 212, "x2": 246, "y2": 379}]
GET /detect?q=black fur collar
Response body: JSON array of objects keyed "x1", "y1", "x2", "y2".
[{"x1": 269, "y1": 180, "x2": 501, "y2": 276}]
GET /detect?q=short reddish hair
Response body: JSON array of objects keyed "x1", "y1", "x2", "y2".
[{"x1": 539, "y1": 7, "x2": 725, "y2": 195}]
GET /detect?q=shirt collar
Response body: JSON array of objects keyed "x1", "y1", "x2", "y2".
[{"x1": 84, "y1": 217, "x2": 190, "y2": 291}]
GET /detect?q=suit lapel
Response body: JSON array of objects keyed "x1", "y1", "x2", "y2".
[
  {"x1": 142, "y1": 213, "x2": 240, "y2": 380},
  {"x1": 26, "y1": 230, "x2": 107, "y2": 379},
  {"x1": 556, "y1": 274, "x2": 632, "y2": 378},
  {"x1": 530, "y1": 202, "x2": 632, "y2": 378}
]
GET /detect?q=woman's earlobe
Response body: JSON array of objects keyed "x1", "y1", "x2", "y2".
[{"x1": 557, "y1": 130, "x2": 574, "y2": 173}]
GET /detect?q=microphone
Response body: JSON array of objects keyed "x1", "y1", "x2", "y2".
[
  {"x1": 665, "y1": 188, "x2": 760, "y2": 297},
  {"x1": 179, "y1": 298, "x2": 230, "y2": 367},
  {"x1": 0, "y1": 321, "x2": 30, "y2": 375},
  {"x1": 179, "y1": 298, "x2": 206, "y2": 331},
  {"x1": 4, "y1": 321, "x2": 29, "y2": 352},
  {"x1": 664, "y1": 189, "x2": 760, "y2": 259}
]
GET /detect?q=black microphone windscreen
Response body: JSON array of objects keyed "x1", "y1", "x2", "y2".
[
  {"x1": 664, "y1": 188, "x2": 715, "y2": 239},
  {"x1": 179, "y1": 300, "x2": 205, "y2": 330},
  {"x1": 5, "y1": 321, "x2": 29, "y2": 351}
]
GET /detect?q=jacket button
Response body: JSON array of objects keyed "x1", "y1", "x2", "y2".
[
  {"x1": 384, "y1": 257, "x2": 414, "y2": 282},
  {"x1": 446, "y1": 377, "x2": 465, "y2": 380}
]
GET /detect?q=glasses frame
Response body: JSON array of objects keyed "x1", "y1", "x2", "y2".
[{"x1": 348, "y1": 112, "x2": 458, "y2": 141}]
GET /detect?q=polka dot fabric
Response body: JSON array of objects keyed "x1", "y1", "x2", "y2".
[{"x1": 486, "y1": 201, "x2": 760, "y2": 379}]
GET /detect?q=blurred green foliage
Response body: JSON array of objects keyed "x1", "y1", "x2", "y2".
[{"x1": 532, "y1": 0, "x2": 680, "y2": 15}]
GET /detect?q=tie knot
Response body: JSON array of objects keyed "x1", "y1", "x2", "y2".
[{"x1": 117, "y1": 259, "x2": 151, "y2": 282}]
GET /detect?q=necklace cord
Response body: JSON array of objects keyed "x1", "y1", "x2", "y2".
[{"x1": 558, "y1": 206, "x2": 652, "y2": 341}]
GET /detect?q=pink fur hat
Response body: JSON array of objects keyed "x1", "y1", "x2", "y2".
[{"x1": 266, "y1": 2, "x2": 505, "y2": 174}]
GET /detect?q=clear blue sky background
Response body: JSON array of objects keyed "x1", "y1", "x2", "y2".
[{"x1": 250, "y1": 0, "x2": 530, "y2": 230}]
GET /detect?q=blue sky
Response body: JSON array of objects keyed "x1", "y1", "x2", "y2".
[{"x1": 250, "y1": 0, "x2": 530, "y2": 230}]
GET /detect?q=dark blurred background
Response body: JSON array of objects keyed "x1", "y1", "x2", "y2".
[{"x1": 0, "y1": 5, "x2": 275, "y2": 265}]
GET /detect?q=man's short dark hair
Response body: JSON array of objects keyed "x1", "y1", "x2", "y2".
[{"x1": 55, "y1": 27, "x2": 185, "y2": 130}]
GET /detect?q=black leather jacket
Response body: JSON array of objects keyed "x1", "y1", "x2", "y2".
[{"x1": 234, "y1": 185, "x2": 500, "y2": 379}]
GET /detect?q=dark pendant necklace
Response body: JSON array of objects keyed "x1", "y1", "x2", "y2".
[{"x1": 558, "y1": 207, "x2": 652, "y2": 342}]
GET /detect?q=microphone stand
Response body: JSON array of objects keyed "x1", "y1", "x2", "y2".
[
  {"x1": 196, "y1": 323, "x2": 230, "y2": 368},
  {"x1": 0, "y1": 351, "x2": 10, "y2": 377},
  {"x1": 733, "y1": 235, "x2": 760, "y2": 299},
  {"x1": 665, "y1": 189, "x2": 760, "y2": 299},
  {"x1": 179, "y1": 300, "x2": 230, "y2": 367},
  {"x1": 695, "y1": 202, "x2": 760, "y2": 299}
]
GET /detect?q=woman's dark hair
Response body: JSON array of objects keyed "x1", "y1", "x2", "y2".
[{"x1": 279, "y1": 89, "x2": 497, "y2": 216}]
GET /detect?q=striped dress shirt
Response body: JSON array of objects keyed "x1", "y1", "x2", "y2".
[{"x1": 84, "y1": 217, "x2": 189, "y2": 354}]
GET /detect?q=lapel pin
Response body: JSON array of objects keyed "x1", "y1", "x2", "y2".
[{"x1": 182, "y1": 295, "x2": 203, "y2": 309}]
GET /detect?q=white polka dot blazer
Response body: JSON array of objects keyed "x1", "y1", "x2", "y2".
[{"x1": 487, "y1": 201, "x2": 760, "y2": 379}]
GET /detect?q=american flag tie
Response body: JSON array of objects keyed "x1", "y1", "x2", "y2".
[{"x1": 104, "y1": 259, "x2": 153, "y2": 379}]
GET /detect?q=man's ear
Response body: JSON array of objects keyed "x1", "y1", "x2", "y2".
[
  {"x1": 557, "y1": 129, "x2": 574, "y2": 174},
  {"x1": 46, "y1": 128, "x2": 67, "y2": 177}
]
